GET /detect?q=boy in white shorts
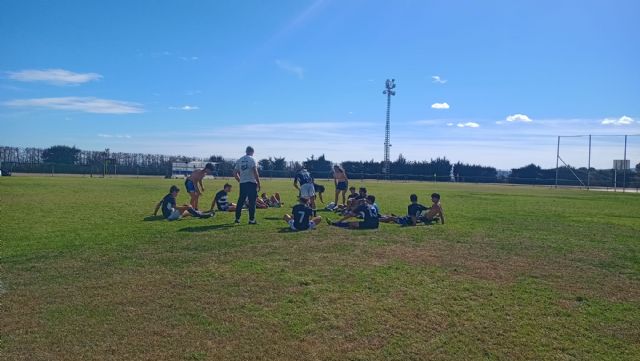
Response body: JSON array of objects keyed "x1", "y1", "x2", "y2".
[{"x1": 283, "y1": 197, "x2": 322, "y2": 231}]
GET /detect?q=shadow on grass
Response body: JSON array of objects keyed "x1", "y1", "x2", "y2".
[
  {"x1": 143, "y1": 215, "x2": 165, "y2": 222},
  {"x1": 278, "y1": 227, "x2": 294, "y2": 233},
  {"x1": 178, "y1": 224, "x2": 236, "y2": 233},
  {"x1": 263, "y1": 216, "x2": 284, "y2": 221}
]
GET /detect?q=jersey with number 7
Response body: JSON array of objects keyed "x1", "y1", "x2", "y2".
[{"x1": 291, "y1": 203, "x2": 313, "y2": 230}]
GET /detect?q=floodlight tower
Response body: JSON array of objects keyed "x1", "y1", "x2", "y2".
[{"x1": 382, "y1": 79, "x2": 396, "y2": 176}]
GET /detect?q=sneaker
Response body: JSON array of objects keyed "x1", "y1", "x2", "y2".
[
  {"x1": 234, "y1": 219, "x2": 240, "y2": 224},
  {"x1": 248, "y1": 220, "x2": 257, "y2": 225}
]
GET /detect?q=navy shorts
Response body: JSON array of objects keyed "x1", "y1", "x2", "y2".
[
  {"x1": 396, "y1": 216, "x2": 411, "y2": 226},
  {"x1": 336, "y1": 181, "x2": 348, "y2": 191},
  {"x1": 358, "y1": 221, "x2": 379, "y2": 229},
  {"x1": 185, "y1": 179, "x2": 197, "y2": 193}
]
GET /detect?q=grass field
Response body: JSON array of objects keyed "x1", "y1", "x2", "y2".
[{"x1": 1, "y1": 176, "x2": 639, "y2": 360}]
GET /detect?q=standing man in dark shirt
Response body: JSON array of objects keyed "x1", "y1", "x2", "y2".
[{"x1": 283, "y1": 197, "x2": 322, "y2": 231}]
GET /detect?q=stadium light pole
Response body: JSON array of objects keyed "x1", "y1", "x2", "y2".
[
  {"x1": 383, "y1": 79, "x2": 396, "y2": 176},
  {"x1": 623, "y1": 135, "x2": 628, "y2": 192}
]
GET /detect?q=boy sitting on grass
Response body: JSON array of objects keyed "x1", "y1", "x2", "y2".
[
  {"x1": 154, "y1": 185, "x2": 214, "y2": 221},
  {"x1": 283, "y1": 197, "x2": 322, "y2": 231},
  {"x1": 380, "y1": 194, "x2": 428, "y2": 226},
  {"x1": 419, "y1": 193, "x2": 445, "y2": 224},
  {"x1": 327, "y1": 195, "x2": 379, "y2": 230},
  {"x1": 209, "y1": 183, "x2": 237, "y2": 212}
]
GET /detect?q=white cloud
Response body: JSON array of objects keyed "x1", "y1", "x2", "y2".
[
  {"x1": 4, "y1": 97, "x2": 144, "y2": 114},
  {"x1": 456, "y1": 122, "x2": 480, "y2": 128},
  {"x1": 601, "y1": 115, "x2": 634, "y2": 126},
  {"x1": 98, "y1": 134, "x2": 132, "y2": 139},
  {"x1": 431, "y1": 102, "x2": 450, "y2": 110},
  {"x1": 179, "y1": 56, "x2": 199, "y2": 61},
  {"x1": 446, "y1": 122, "x2": 454, "y2": 126},
  {"x1": 506, "y1": 113, "x2": 532, "y2": 122},
  {"x1": 7, "y1": 69, "x2": 102, "y2": 86},
  {"x1": 432, "y1": 75, "x2": 447, "y2": 84},
  {"x1": 169, "y1": 105, "x2": 199, "y2": 111},
  {"x1": 275, "y1": 59, "x2": 304, "y2": 79}
]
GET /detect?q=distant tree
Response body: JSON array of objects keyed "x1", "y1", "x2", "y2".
[
  {"x1": 272, "y1": 157, "x2": 286, "y2": 171},
  {"x1": 636, "y1": 162, "x2": 640, "y2": 172},
  {"x1": 303, "y1": 154, "x2": 332, "y2": 176},
  {"x1": 209, "y1": 155, "x2": 225, "y2": 162},
  {"x1": 452, "y1": 162, "x2": 497, "y2": 183},
  {"x1": 42, "y1": 145, "x2": 80, "y2": 164},
  {"x1": 258, "y1": 158, "x2": 273, "y2": 170}
]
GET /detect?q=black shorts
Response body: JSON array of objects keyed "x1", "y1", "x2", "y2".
[
  {"x1": 336, "y1": 181, "x2": 348, "y2": 191},
  {"x1": 358, "y1": 221, "x2": 379, "y2": 229}
]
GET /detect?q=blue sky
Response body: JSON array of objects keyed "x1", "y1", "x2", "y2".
[{"x1": 1, "y1": 0, "x2": 639, "y2": 169}]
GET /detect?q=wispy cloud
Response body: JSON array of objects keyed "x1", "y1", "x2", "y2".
[
  {"x1": 431, "y1": 102, "x2": 450, "y2": 110},
  {"x1": 275, "y1": 59, "x2": 304, "y2": 79},
  {"x1": 4, "y1": 97, "x2": 144, "y2": 114},
  {"x1": 98, "y1": 134, "x2": 132, "y2": 139},
  {"x1": 506, "y1": 113, "x2": 532, "y2": 123},
  {"x1": 169, "y1": 105, "x2": 199, "y2": 111},
  {"x1": 179, "y1": 56, "x2": 199, "y2": 61},
  {"x1": 7, "y1": 69, "x2": 102, "y2": 86},
  {"x1": 601, "y1": 115, "x2": 634, "y2": 126},
  {"x1": 456, "y1": 122, "x2": 480, "y2": 128},
  {"x1": 432, "y1": 75, "x2": 447, "y2": 84}
]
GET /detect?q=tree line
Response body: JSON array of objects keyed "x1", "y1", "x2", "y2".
[{"x1": 1, "y1": 145, "x2": 638, "y2": 187}]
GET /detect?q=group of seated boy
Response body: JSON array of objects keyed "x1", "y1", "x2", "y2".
[
  {"x1": 207, "y1": 183, "x2": 283, "y2": 212},
  {"x1": 153, "y1": 183, "x2": 444, "y2": 231}
]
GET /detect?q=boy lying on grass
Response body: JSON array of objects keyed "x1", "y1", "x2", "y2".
[
  {"x1": 380, "y1": 193, "x2": 445, "y2": 225},
  {"x1": 327, "y1": 195, "x2": 380, "y2": 230},
  {"x1": 154, "y1": 185, "x2": 214, "y2": 221},
  {"x1": 380, "y1": 193, "x2": 428, "y2": 226},
  {"x1": 283, "y1": 197, "x2": 322, "y2": 231}
]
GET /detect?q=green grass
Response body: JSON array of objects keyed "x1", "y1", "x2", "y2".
[{"x1": 1, "y1": 176, "x2": 639, "y2": 360}]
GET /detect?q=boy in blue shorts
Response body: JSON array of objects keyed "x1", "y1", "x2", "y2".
[
  {"x1": 153, "y1": 185, "x2": 214, "y2": 220},
  {"x1": 283, "y1": 197, "x2": 323, "y2": 231},
  {"x1": 327, "y1": 195, "x2": 379, "y2": 229},
  {"x1": 380, "y1": 194, "x2": 428, "y2": 226},
  {"x1": 185, "y1": 162, "x2": 215, "y2": 210}
]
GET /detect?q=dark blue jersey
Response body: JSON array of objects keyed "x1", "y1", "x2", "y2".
[
  {"x1": 214, "y1": 190, "x2": 228, "y2": 210},
  {"x1": 407, "y1": 203, "x2": 428, "y2": 218},
  {"x1": 354, "y1": 203, "x2": 379, "y2": 226},
  {"x1": 295, "y1": 169, "x2": 314, "y2": 186},
  {"x1": 161, "y1": 194, "x2": 176, "y2": 218},
  {"x1": 292, "y1": 203, "x2": 313, "y2": 230}
]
